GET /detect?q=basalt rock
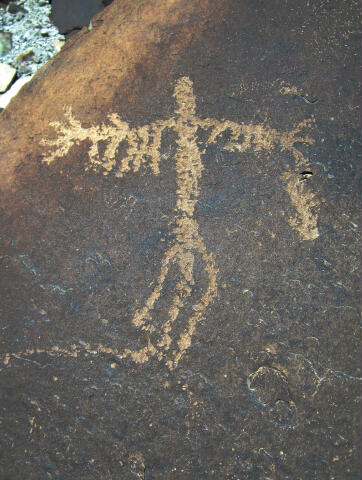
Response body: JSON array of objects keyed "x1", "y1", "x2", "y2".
[
  {"x1": 50, "y1": 0, "x2": 114, "y2": 36},
  {"x1": 0, "y1": 0, "x2": 361, "y2": 478}
]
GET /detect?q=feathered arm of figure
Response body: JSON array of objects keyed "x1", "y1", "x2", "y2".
[
  {"x1": 200, "y1": 117, "x2": 314, "y2": 165},
  {"x1": 41, "y1": 108, "x2": 172, "y2": 177}
]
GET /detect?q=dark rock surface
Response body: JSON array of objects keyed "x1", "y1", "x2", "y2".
[
  {"x1": 50, "y1": 0, "x2": 114, "y2": 36},
  {"x1": 0, "y1": 0, "x2": 361, "y2": 478}
]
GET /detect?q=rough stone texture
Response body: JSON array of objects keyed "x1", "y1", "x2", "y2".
[
  {"x1": 0, "y1": 0, "x2": 361, "y2": 478},
  {"x1": 0, "y1": 30, "x2": 12, "y2": 56}
]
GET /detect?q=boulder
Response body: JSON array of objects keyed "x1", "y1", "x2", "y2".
[
  {"x1": 50, "y1": 0, "x2": 114, "y2": 36},
  {"x1": 0, "y1": 0, "x2": 360, "y2": 478}
]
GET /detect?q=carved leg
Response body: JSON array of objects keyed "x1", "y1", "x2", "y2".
[
  {"x1": 167, "y1": 238, "x2": 218, "y2": 370},
  {"x1": 157, "y1": 249, "x2": 195, "y2": 351},
  {"x1": 122, "y1": 242, "x2": 186, "y2": 364},
  {"x1": 131, "y1": 243, "x2": 180, "y2": 332}
]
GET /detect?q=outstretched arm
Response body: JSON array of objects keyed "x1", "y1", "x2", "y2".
[
  {"x1": 116, "y1": 118, "x2": 172, "y2": 178},
  {"x1": 200, "y1": 117, "x2": 314, "y2": 166},
  {"x1": 41, "y1": 107, "x2": 91, "y2": 165},
  {"x1": 41, "y1": 108, "x2": 171, "y2": 177},
  {"x1": 199, "y1": 117, "x2": 274, "y2": 153},
  {"x1": 41, "y1": 107, "x2": 130, "y2": 174}
]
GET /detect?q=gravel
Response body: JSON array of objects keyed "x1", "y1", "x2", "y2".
[{"x1": 0, "y1": 0, "x2": 65, "y2": 78}]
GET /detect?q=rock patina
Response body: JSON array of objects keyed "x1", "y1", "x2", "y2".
[{"x1": 0, "y1": 0, "x2": 361, "y2": 478}]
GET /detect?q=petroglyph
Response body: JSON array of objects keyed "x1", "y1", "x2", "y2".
[
  {"x1": 282, "y1": 171, "x2": 319, "y2": 240},
  {"x1": 2, "y1": 77, "x2": 317, "y2": 371}
]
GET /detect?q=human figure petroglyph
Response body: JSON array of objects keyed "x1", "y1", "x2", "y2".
[{"x1": 2, "y1": 77, "x2": 318, "y2": 370}]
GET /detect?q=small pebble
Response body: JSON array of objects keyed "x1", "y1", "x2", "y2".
[
  {"x1": 0, "y1": 62, "x2": 16, "y2": 92},
  {"x1": 7, "y1": 2, "x2": 25, "y2": 14},
  {"x1": 0, "y1": 31, "x2": 12, "y2": 55},
  {"x1": 52, "y1": 38, "x2": 64, "y2": 52},
  {"x1": 16, "y1": 47, "x2": 34, "y2": 63}
]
